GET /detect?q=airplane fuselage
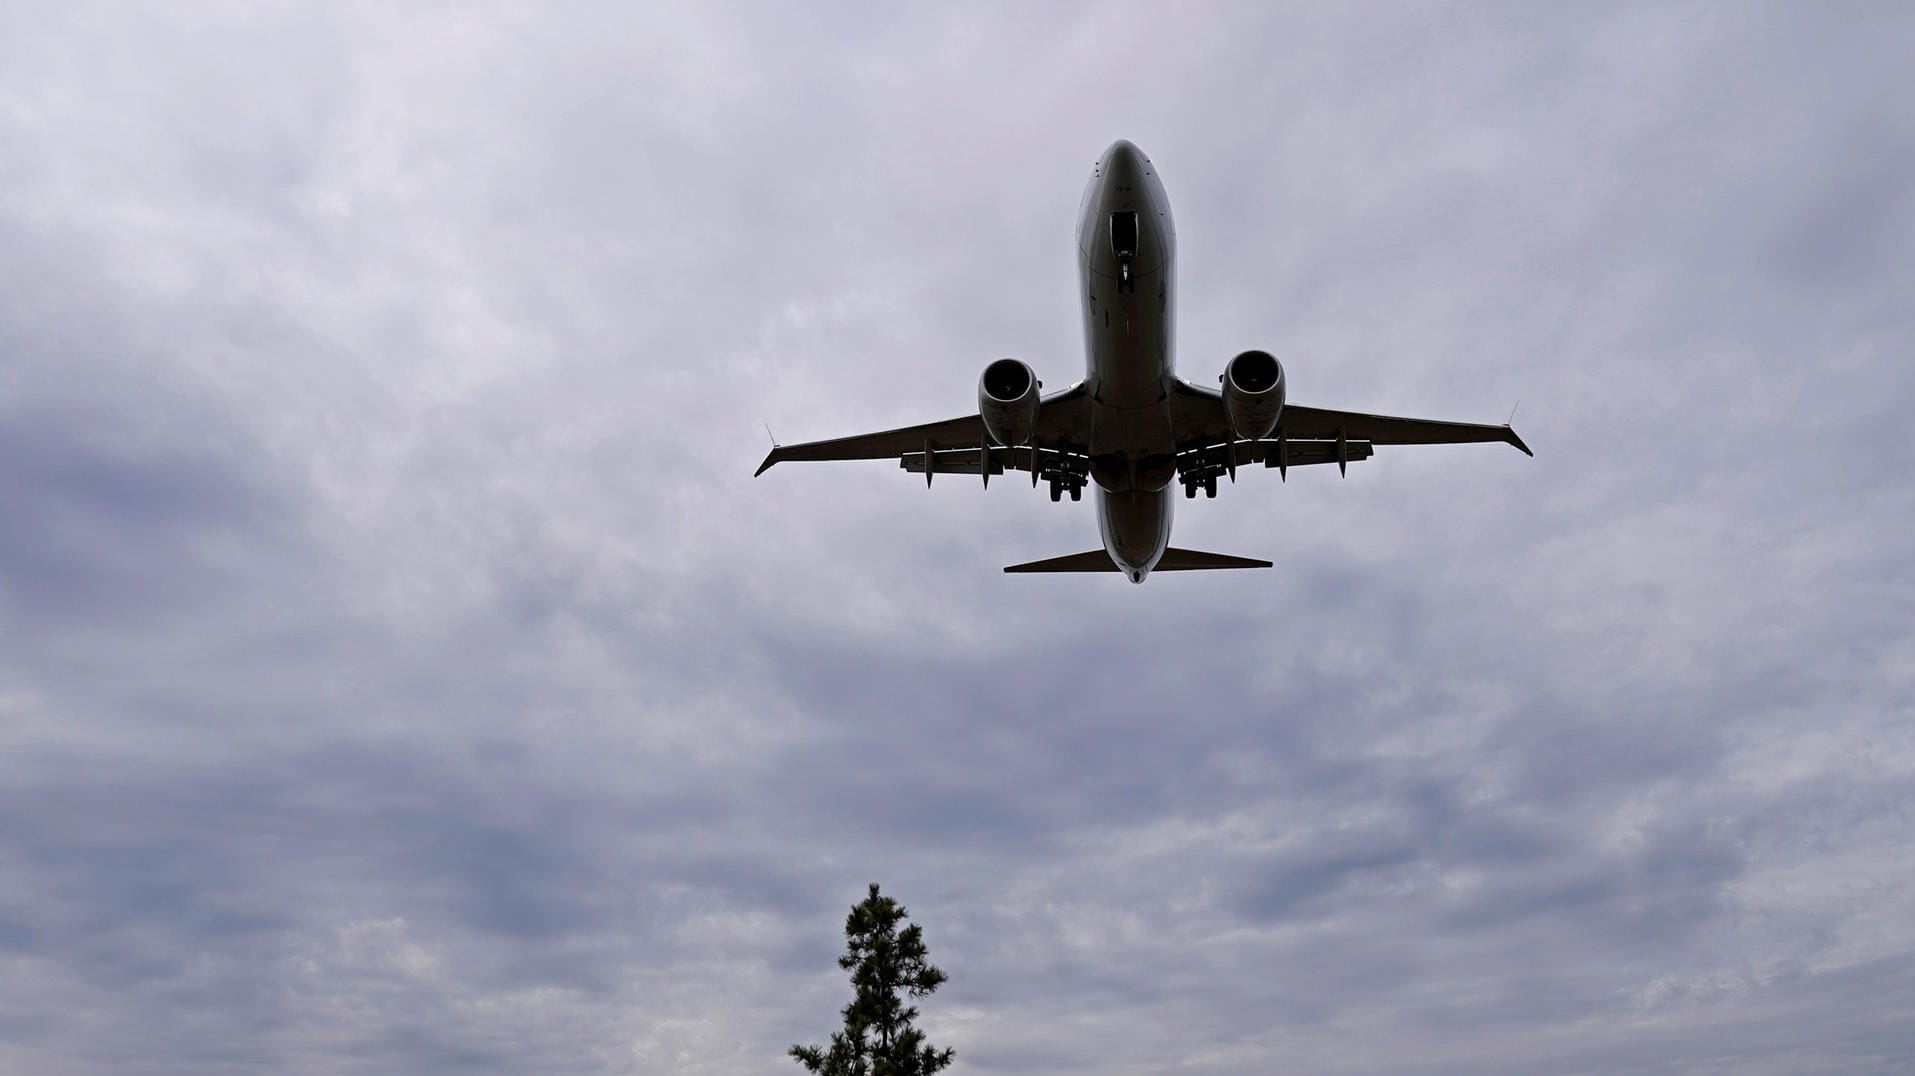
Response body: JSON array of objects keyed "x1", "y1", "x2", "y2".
[{"x1": 1078, "y1": 140, "x2": 1180, "y2": 582}]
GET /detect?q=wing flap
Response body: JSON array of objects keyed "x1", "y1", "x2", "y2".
[
  {"x1": 901, "y1": 450, "x2": 1004, "y2": 476},
  {"x1": 900, "y1": 445, "x2": 1089, "y2": 477},
  {"x1": 1182, "y1": 439, "x2": 1375, "y2": 471}
]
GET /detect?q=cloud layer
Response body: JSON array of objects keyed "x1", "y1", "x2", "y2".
[{"x1": 3, "y1": 4, "x2": 1912, "y2": 1073}]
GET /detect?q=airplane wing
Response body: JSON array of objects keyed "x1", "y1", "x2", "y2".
[
  {"x1": 754, "y1": 383, "x2": 1093, "y2": 476},
  {"x1": 1168, "y1": 380, "x2": 1531, "y2": 456}
]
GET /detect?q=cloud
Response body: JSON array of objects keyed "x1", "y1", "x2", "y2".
[
  {"x1": 0, "y1": 406, "x2": 289, "y2": 623},
  {"x1": 1, "y1": 2, "x2": 1911, "y2": 1073}
]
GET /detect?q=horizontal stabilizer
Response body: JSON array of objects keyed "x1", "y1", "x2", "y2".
[
  {"x1": 1003, "y1": 547, "x2": 1272, "y2": 573},
  {"x1": 1155, "y1": 547, "x2": 1272, "y2": 571},
  {"x1": 1003, "y1": 550, "x2": 1118, "y2": 573}
]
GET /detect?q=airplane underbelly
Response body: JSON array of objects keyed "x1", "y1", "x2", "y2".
[
  {"x1": 1084, "y1": 264, "x2": 1172, "y2": 406},
  {"x1": 1084, "y1": 255, "x2": 1176, "y2": 493},
  {"x1": 1098, "y1": 487, "x2": 1172, "y2": 576},
  {"x1": 1088, "y1": 400, "x2": 1177, "y2": 492}
]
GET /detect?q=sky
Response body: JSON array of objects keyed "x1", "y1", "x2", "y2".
[{"x1": 2, "y1": 2, "x2": 1913, "y2": 1073}]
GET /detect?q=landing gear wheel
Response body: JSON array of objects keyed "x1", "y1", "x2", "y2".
[
  {"x1": 1049, "y1": 483, "x2": 1061, "y2": 502},
  {"x1": 1204, "y1": 477, "x2": 1217, "y2": 498},
  {"x1": 1069, "y1": 485, "x2": 1081, "y2": 502},
  {"x1": 1185, "y1": 482, "x2": 1197, "y2": 499}
]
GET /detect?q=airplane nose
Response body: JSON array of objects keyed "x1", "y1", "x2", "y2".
[{"x1": 1103, "y1": 140, "x2": 1147, "y2": 185}]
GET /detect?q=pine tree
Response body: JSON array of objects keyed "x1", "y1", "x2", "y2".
[{"x1": 790, "y1": 883, "x2": 955, "y2": 1075}]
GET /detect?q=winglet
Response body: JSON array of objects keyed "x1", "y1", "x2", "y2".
[
  {"x1": 746, "y1": 423, "x2": 777, "y2": 476},
  {"x1": 1499, "y1": 402, "x2": 1532, "y2": 457},
  {"x1": 753, "y1": 425, "x2": 783, "y2": 477}
]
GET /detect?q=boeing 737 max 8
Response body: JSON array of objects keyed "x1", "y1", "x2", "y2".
[{"x1": 755, "y1": 140, "x2": 1531, "y2": 583}]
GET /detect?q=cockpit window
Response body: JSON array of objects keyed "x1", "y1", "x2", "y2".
[{"x1": 1110, "y1": 212, "x2": 1139, "y2": 259}]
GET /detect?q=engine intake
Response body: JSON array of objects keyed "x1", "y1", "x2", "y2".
[
  {"x1": 1222, "y1": 349, "x2": 1285, "y2": 441},
  {"x1": 979, "y1": 358, "x2": 1040, "y2": 446}
]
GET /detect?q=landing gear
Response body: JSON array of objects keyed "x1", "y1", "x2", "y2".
[
  {"x1": 1177, "y1": 440, "x2": 1242, "y2": 499},
  {"x1": 1042, "y1": 464, "x2": 1087, "y2": 503},
  {"x1": 1181, "y1": 472, "x2": 1221, "y2": 499}
]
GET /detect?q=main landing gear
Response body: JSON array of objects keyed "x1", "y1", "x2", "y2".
[
  {"x1": 1178, "y1": 443, "x2": 1236, "y2": 499},
  {"x1": 1030, "y1": 448, "x2": 1087, "y2": 503},
  {"x1": 1182, "y1": 475, "x2": 1217, "y2": 499}
]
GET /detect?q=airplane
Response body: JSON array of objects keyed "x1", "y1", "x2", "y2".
[{"x1": 755, "y1": 140, "x2": 1530, "y2": 583}]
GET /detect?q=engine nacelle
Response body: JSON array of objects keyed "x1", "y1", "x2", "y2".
[
  {"x1": 979, "y1": 358, "x2": 1041, "y2": 446},
  {"x1": 1222, "y1": 349, "x2": 1285, "y2": 441}
]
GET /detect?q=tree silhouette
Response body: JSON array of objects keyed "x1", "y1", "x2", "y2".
[{"x1": 790, "y1": 883, "x2": 955, "y2": 1075}]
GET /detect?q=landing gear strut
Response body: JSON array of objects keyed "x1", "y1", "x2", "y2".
[
  {"x1": 1046, "y1": 473, "x2": 1084, "y2": 503},
  {"x1": 1181, "y1": 473, "x2": 1221, "y2": 499}
]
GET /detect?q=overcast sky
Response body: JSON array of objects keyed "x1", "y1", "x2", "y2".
[{"x1": 3, "y1": 3, "x2": 1913, "y2": 1073}]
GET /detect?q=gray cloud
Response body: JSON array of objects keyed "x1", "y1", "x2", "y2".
[
  {"x1": 0, "y1": 407, "x2": 285, "y2": 623},
  {"x1": 1, "y1": 2, "x2": 1912, "y2": 1074}
]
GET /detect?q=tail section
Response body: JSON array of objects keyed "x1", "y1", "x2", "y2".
[{"x1": 1003, "y1": 548, "x2": 1271, "y2": 574}]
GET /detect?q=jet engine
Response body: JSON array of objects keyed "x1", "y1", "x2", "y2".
[
  {"x1": 1221, "y1": 349, "x2": 1285, "y2": 441},
  {"x1": 979, "y1": 358, "x2": 1041, "y2": 446}
]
